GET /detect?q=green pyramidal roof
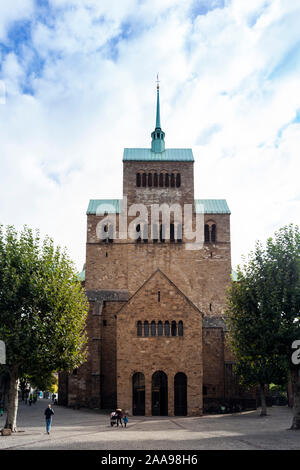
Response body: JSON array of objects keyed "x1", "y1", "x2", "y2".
[{"x1": 123, "y1": 148, "x2": 194, "y2": 162}]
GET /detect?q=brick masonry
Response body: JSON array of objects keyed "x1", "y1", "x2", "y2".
[
  {"x1": 117, "y1": 269, "x2": 203, "y2": 416},
  {"x1": 59, "y1": 145, "x2": 254, "y2": 414}
]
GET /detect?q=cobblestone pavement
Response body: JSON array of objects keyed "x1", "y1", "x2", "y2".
[{"x1": 0, "y1": 399, "x2": 299, "y2": 450}]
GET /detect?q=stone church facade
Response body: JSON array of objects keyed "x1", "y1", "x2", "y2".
[{"x1": 59, "y1": 84, "x2": 254, "y2": 416}]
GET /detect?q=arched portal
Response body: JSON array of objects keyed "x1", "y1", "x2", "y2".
[
  {"x1": 132, "y1": 372, "x2": 145, "y2": 416},
  {"x1": 152, "y1": 371, "x2": 168, "y2": 416},
  {"x1": 174, "y1": 372, "x2": 187, "y2": 416}
]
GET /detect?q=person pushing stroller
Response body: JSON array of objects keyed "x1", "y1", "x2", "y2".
[{"x1": 116, "y1": 408, "x2": 123, "y2": 427}]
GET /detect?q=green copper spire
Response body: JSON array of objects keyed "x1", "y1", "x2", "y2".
[
  {"x1": 151, "y1": 75, "x2": 165, "y2": 153},
  {"x1": 155, "y1": 82, "x2": 161, "y2": 129}
]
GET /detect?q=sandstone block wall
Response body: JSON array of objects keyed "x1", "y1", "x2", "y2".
[{"x1": 116, "y1": 270, "x2": 203, "y2": 416}]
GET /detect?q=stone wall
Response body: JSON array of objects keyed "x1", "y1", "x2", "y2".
[
  {"x1": 86, "y1": 213, "x2": 231, "y2": 317},
  {"x1": 116, "y1": 270, "x2": 203, "y2": 416},
  {"x1": 123, "y1": 161, "x2": 194, "y2": 208}
]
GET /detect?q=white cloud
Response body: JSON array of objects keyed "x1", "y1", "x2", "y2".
[{"x1": 0, "y1": 0, "x2": 300, "y2": 271}]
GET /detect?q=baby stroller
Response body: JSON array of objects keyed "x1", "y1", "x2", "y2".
[{"x1": 110, "y1": 411, "x2": 118, "y2": 426}]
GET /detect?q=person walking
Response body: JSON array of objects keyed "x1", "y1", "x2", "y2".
[
  {"x1": 123, "y1": 415, "x2": 128, "y2": 428},
  {"x1": 44, "y1": 404, "x2": 54, "y2": 435},
  {"x1": 116, "y1": 408, "x2": 123, "y2": 427}
]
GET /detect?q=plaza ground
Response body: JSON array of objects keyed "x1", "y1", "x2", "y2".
[{"x1": 0, "y1": 398, "x2": 299, "y2": 450}]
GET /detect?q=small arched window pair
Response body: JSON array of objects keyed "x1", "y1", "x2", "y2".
[
  {"x1": 102, "y1": 224, "x2": 114, "y2": 243},
  {"x1": 172, "y1": 321, "x2": 183, "y2": 336},
  {"x1": 204, "y1": 223, "x2": 217, "y2": 243}
]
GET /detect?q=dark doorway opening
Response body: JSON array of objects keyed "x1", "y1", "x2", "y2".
[
  {"x1": 174, "y1": 372, "x2": 187, "y2": 416},
  {"x1": 152, "y1": 371, "x2": 168, "y2": 416},
  {"x1": 132, "y1": 372, "x2": 145, "y2": 416}
]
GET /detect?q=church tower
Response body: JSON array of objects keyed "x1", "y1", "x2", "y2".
[{"x1": 58, "y1": 81, "x2": 245, "y2": 416}]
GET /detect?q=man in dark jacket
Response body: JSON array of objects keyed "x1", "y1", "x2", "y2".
[
  {"x1": 44, "y1": 404, "x2": 54, "y2": 434},
  {"x1": 116, "y1": 409, "x2": 123, "y2": 427}
]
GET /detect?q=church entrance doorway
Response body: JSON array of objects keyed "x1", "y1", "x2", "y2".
[
  {"x1": 152, "y1": 371, "x2": 168, "y2": 416},
  {"x1": 132, "y1": 372, "x2": 145, "y2": 415},
  {"x1": 174, "y1": 372, "x2": 187, "y2": 416}
]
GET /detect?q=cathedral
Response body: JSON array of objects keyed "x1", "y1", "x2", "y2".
[{"x1": 59, "y1": 83, "x2": 254, "y2": 416}]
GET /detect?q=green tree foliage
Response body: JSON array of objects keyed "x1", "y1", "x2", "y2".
[
  {"x1": 0, "y1": 225, "x2": 88, "y2": 431},
  {"x1": 226, "y1": 225, "x2": 300, "y2": 427},
  {"x1": 29, "y1": 371, "x2": 58, "y2": 394}
]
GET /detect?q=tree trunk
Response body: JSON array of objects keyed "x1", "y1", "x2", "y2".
[
  {"x1": 5, "y1": 367, "x2": 19, "y2": 432},
  {"x1": 260, "y1": 383, "x2": 267, "y2": 416},
  {"x1": 290, "y1": 368, "x2": 300, "y2": 430}
]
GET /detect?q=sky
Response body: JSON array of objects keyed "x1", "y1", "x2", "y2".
[{"x1": 0, "y1": 0, "x2": 300, "y2": 272}]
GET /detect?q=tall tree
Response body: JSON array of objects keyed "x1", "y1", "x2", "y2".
[
  {"x1": 226, "y1": 225, "x2": 300, "y2": 428},
  {"x1": 0, "y1": 225, "x2": 88, "y2": 431},
  {"x1": 226, "y1": 253, "x2": 288, "y2": 416}
]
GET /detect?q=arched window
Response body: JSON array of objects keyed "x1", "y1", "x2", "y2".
[
  {"x1": 178, "y1": 321, "x2": 183, "y2": 336},
  {"x1": 211, "y1": 224, "x2": 216, "y2": 243},
  {"x1": 137, "y1": 321, "x2": 142, "y2": 336},
  {"x1": 142, "y1": 173, "x2": 147, "y2": 187},
  {"x1": 136, "y1": 173, "x2": 141, "y2": 187},
  {"x1": 204, "y1": 224, "x2": 210, "y2": 243},
  {"x1": 171, "y1": 173, "x2": 175, "y2": 187},
  {"x1": 148, "y1": 173, "x2": 153, "y2": 187},
  {"x1": 164, "y1": 321, "x2": 170, "y2": 336},
  {"x1": 102, "y1": 224, "x2": 108, "y2": 243},
  {"x1": 159, "y1": 173, "x2": 164, "y2": 187},
  {"x1": 176, "y1": 173, "x2": 181, "y2": 188},
  {"x1": 165, "y1": 174, "x2": 169, "y2": 187},
  {"x1": 151, "y1": 321, "x2": 156, "y2": 336},
  {"x1": 154, "y1": 173, "x2": 158, "y2": 187},
  {"x1": 136, "y1": 224, "x2": 141, "y2": 243},
  {"x1": 144, "y1": 321, "x2": 149, "y2": 337},
  {"x1": 170, "y1": 223, "x2": 175, "y2": 243},
  {"x1": 160, "y1": 224, "x2": 165, "y2": 243},
  {"x1": 158, "y1": 321, "x2": 163, "y2": 336},
  {"x1": 171, "y1": 321, "x2": 177, "y2": 336}
]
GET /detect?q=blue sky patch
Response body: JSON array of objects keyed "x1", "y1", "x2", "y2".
[
  {"x1": 190, "y1": 0, "x2": 226, "y2": 20},
  {"x1": 247, "y1": 1, "x2": 270, "y2": 28},
  {"x1": 101, "y1": 19, "x2": 144, "y2": 62},
  {"x1": 274, "y1": 109, "x2": 300, "y2": 147},
  {"x1": 6, "y1": 19, "x2": 32, "y2": 56},
  {"x1": 268, "y1": 41, "x2": 300, "y2": 80},
  {"x1": 292, "y1": 109, "x2": 300, "y2": 124}
]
